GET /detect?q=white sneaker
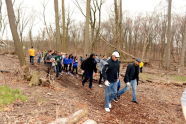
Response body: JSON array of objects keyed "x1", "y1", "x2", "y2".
[
  {"x1": 105, "y1": 108, "x2": 110, "y2": 112},
  {"x1": 109, "y1": 103, "x2": 112, "y2": 108},
  {"x1": 99, "y1": 84, "x2": 103, "y2": 88}
]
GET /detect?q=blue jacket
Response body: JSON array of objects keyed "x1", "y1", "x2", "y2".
[
  {"x1": 69, "y1": 58, "x2": 73, "y2": 64},
  {"x1": 73, "y1": 60, "x2": 78, "y2": 67},
  {"x1": 63, "y1": 58, "x2": 69, "y2": 65}
]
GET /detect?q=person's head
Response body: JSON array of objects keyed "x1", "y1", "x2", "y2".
[
  {"x1": 135, "y1": 58, "x2": 141, "y2": 66},
  {"x1": 31, "y1": 46, "x2": 33, "y2": 49},
  {"x1": 111, "y1": 51, "x2": 120, "y2": 61},
  {"x1": 48, "y1": 50, "x2": 52, "y2": 55},
  {"x1": 90, "y1": 53, "x2": 96, "y2": 59},
  {"x1": 102, "y1": 55, "x2": 107, "y2": 59}
]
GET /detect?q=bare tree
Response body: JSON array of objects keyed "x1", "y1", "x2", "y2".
[
  {"x1": 74, "y1": 0, "x2": 104, "y2": 53},
  {"x1": 15, "y1": 3, "x2": 30, "y2": 43},
  {"x1": 62, "y1": 0, "x2": 67, "y2": 52},
  {"x1": 179, "y1": 16, "x2": 186, "y2": 73},
  {"x1": 84, "y1": 0, "x2": 91, "y2": 54},
  {"x1": 0, "y1": 0, "x2": 2, "y2": 30},
  {"x1": 5, "y1": 0, "x2": 26, "y2": 66},
  {"x1": 54, "y1": 0, "x2": 62, "y2": 51},
  {"x1": 164, "y1": 0, "x2": 172, "y2": 69}
]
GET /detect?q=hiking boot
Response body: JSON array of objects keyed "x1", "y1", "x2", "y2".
[
  {"x1": 109, "y1": 103, "x2": 112, "y2": 108},
  {"x1": 117, "y1": 95, "x2": 120, "y2": 99},
  {"x1": 132, "y1": 101, "x2": 139, "y2": 104},
  {"x1": 105, "y1": 108, "x2": 110, "y2": 112},
  {"x1": 113, "y1": 98, "x2": 119, "y2": 103}
]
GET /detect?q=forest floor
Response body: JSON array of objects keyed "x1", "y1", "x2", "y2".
[{"x1": 0, "y1": 54, "x2": 186, "y2": 124}]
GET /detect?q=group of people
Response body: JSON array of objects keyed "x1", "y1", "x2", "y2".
[
  {"x1": 28, "y1": 47, "x2": 144, "y2": 112},
  {"x1": 28, "y1": 47, "x2": 79, "y2": 78}
]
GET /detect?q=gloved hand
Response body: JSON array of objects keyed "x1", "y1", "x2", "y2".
[
  {"x1": 117, "y1": 79, "x2": 120, "y2": 83},
  {"x1": 104, "y1": 80, "x2": 110, "y2": 86},
  {"x1": 126, "y1": 82, "x2": 131, "y2": 87}
]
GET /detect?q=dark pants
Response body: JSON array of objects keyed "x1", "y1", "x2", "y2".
[
  {"x1": 99, "y1": 72, "x2": 103, "y2": 84},
  {"x1": 46, "y1": 64, "x2": 52, "y2": 77},
  {"x1": 30, "y1": 56, "x2": 34, "y2": 64},
  {"x1": 140, "y1": 67, "x2": 143, "y2": 73},
  {"x1": 69, "y1": 64, "x2": 72, "y2": 72},
  {"x1": 82, "y1": 71, "x2": 93, "y2": 89},
  {"x1": 82, "y1": 72, "x2": 85, "y2": 80},
  {"x1": 64, "y1": 64, "x2": 68, "y2": 72},
  {"x1": 72, "y1": 66, "x2": 78, "y2": 74},
  {"x1": 56, "y1": 62, "x2": 62, "y2": 77}
]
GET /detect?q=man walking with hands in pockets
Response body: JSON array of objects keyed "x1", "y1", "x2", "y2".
[{"x1": 102, "y1": 51, "x2": 120, "y2": 112}]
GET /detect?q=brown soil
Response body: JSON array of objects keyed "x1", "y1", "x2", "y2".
[{"x1": 0, "y1": 54, "x2": 185, "y2": 124}]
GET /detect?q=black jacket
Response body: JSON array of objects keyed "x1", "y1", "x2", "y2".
[
  {"x1": 124, "y1": 63, "x2": 139, "y2": 84},
  {"x1": 102, "y1": 59, "x2": 120, "y2": 83},
  {"x1": 84, "y1": 57, "x2": 97, "y2": 73}
]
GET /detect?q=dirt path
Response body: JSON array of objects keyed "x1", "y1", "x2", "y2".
[{"x1": 0, "y1": 54, "x2": 185, "y2": 124}]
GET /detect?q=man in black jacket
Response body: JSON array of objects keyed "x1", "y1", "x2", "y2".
[
  {"x1": 118, "y1": 58, "x2": 141, "y2": 104},
  {"x1": 82, "y1": 54, "x2": 97, "y2": 89},
  {"x1": 102, "y1": 51, "x2": 120, "y2": 112}
]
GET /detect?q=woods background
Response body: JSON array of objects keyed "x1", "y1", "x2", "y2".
[{"x1": 0, "y1": 0, "x2": 186, "y2": 72}]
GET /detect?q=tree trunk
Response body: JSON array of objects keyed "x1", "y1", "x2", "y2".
[
  {"x1": 62, "y1": 0, "x2": 67, "y2": 52},
  {"x1": 84, "y1": 0, "x2": 91, "y2": 54},
  {"x1": 119, "y1": 0, "x2": 122, "y2": 49},
  {"x1": 0, "y1": 0, "x2": 2, "y2": 30},
  {"x1": 114, "y1": 0, "x2": 119, "y2": 49},
  {"x1": 5, "y1": 0, "x2": 26, "y2": 66},
  {"x1": 179, "y1": 17, "x2": 186, "y2": 73},
  {"x1": 54, "y1": 0, "x2": 61, "y2": 51},
  {"x1": 29, "y1": 29, "x2": 33, "y2": 47},
  {"x1": 164, "y1": 0, "x2": 172, "y2": 70}
]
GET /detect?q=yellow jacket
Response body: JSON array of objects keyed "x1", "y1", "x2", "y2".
[
  {"x1": 139, "y1": 62, "x2": 144, "y2": 68},
  {"x1": 28, "y1": 49, "x2": 35, "y2": 56}
]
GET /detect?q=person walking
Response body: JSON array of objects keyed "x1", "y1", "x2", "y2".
[
  {"x1": 68, "y1": 54, "x2": 73, "y2": 73},
  {"x1": 63, "y1": 54, "x2": 69, "y2": 72},
  {"x1": 45, "y1": 50, "x2": 54, "y2": 77},
  {"x1": 28, "y1": 46, "x2": 36, "y2": 65},
  {"x1": 55, "y1": 52, "x2": 62, "y2": 77},
  {"x1": 139, "y1": 61, "x2": 144, "y2": 73},
  {"x1": 82, "y1": 54, "x2": 97, "y2": 89},
  {"x1": 72, "y1": 56, "x2": 78, "y2": 75},
  {"x1": 97, "y1": 55, "x2": 107, "y2": 87},
  {"x1": 117, "y1": 58, "x2": 141, "y2": 104},
  {"x1": 102, "y1": 51, "x2": 120, "y2": 112},
  {"x1": 37, "y1": 50, "x2": 42, "y2": 64}
]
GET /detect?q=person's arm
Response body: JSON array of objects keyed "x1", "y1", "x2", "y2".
[
  {"x1": 136, "y1": 66, "x2": 140, "y2": 85},
  {"x1": 93, "y1": 61, "x2": 97, "y2": 73},
  {"x1": 124, "y1": 64, "x2": 131, "y2": 83},
  {"x1": 102, "y1": 64, "x2": 109, "y2": 81},
  {"x1": 118, "y1": 61, "x2": 121, "y2": 78}
]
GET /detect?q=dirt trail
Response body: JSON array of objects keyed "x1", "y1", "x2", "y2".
[{"x1": 0, "y1": 54, "x2": 185, "y2": 124}]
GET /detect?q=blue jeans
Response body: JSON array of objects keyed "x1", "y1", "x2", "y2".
[
  {"x1": 37, "y1": 57, "x2": 41, "y2": 63},
  {"x1": 105, "y1": 81, "x2": 118, "y2": 108},
  {"x1": 118, "y1": 79, "x2": 137, "y2": 101}
]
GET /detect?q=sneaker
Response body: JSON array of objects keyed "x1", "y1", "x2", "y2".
[
  {"x1": 109, "y1": 103, "x2": 112, "y2": 108},
  {"x1": 99, "y1": 84, "x2": 103, "y2": 88},
  {"x1": 105, "y1": 108, "x2": 110, "y2": 112},
  {"x1": 132, "y1": 101, "x2": 139, "y2": 104},
  {"x1": 113, "y1": 98, "x2": 119, "y2": 103}
]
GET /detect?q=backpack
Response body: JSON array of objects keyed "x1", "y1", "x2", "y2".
[{"x1": 81, "y1": 59, "x2": 87, "y2": 70}]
